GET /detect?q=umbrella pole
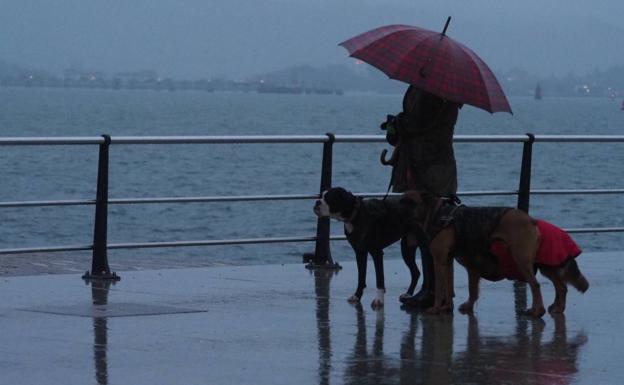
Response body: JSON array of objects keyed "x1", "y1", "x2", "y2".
[
  {"x1": 441, "y1": 16, "x2": 451, "y2": 36},
  {"x1": 419, "y1": 16, "x2": 452, "y2": 79}
]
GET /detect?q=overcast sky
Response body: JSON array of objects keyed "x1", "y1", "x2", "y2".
[{"x1": 1, "y1": 0, "x2": 623, "y2": 79}]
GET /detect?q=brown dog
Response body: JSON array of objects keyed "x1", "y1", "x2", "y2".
[{"x1": 403, "y1": 192, "x2": 589, "y2": 317}]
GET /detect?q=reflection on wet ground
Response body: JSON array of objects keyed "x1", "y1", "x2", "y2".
[
  {"x1": 311, "y1": 267, "x2": 591, "y2": 385},
  {"x1": 313, "y1": 269, "x2": 333, "y2": 385},
  {"x1": 1, "y1": 256, "x2": 622, "y2": 385},
  {"x1": 336, "y1": 307, "x2": 586, "y2": 385},
  {"x1": 88, "y1": 279, "x2": 113, "y2": 385}
]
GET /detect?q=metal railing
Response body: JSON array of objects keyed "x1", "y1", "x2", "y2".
[{"x1": 1, "y1": 134, "x2": 623, "y2": 278}]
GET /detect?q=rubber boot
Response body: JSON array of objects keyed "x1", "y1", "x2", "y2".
[{"x1": 402, "y1": 246, "x2": 435, "y2": 308}]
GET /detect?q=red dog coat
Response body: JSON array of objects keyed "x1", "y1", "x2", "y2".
[{"x1": 490, "y1": 220, "x2": 582, "y2": 281}]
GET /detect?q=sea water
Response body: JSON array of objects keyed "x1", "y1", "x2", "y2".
[{"x1": 0, "y1": 88, "x2": 622, "y2": 267}]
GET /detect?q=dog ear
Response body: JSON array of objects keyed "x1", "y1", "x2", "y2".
[
  {"x1": 324, "y1": 187, "x2": 354, "y2": 215},
  {"x1": 337, "y1": 188, "x2": 356, "y2": 218}
]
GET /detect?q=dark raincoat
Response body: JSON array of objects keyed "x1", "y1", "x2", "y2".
[{"x1": 391, "y1": 86, "x2": 461, "y2": 196}]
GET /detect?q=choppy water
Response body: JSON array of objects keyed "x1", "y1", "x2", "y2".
[{"x1": 0, "y1": 88, "x2": 622, "y2": 268}]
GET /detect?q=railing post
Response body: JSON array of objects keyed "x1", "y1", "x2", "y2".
[
  {"x1": 517, "y1": 133, "x2": 535, "y2": 213},
  {"x1": 83, "y1": 135, "x2": 120, "y2": 281},
  {"x1": 514, "y1": 133, "x2": 534, "y2": 311},
  {"x1": 304, "y1": 133, "x2": 341, "y2": 270}
]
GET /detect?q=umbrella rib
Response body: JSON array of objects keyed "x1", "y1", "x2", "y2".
[
  {"x1": 460, "y1": 43, "x2": 507, "y2": 112},
  {"x1": 341, "y1": 25, "x2": 413, "y2": 57}
]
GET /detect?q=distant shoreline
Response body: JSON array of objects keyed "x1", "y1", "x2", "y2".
[{"x1": 1, "y1": 84, "x2": 621, "y2": 99}]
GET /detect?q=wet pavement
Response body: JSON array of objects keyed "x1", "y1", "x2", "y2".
[{"x1": 1, "y1": 251, "x2": 623, "y2": 385}]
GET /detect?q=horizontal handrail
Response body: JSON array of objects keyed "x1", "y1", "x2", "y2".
[
  {"x1": 0, "y1": 199, "x2": 96, "y2": 208},
  {"x1": 0, "y1": 137, "x2": 105, "y2": 145},
  {"x1": 532, "y1": 135, "x2": 624, "y2": 143},
  {"x1": 109, "y1": 194, "x2": 318, "y2": 205},
  {"x1": 2, "y1": 134, "x2": 624, "y2": 146},
  {"x1": 0, "y1": 244, "x2": 93, "y2": 255},
  {"x1": 2, "y1": 189, "x2": 623, "y2": 208},
  {"x1": 0, "y1": 134, "x2": 622, "y2": 262},
  {"x1": 566, "y1": 227, "x2": 624, "y2": 234},
  {"x1": 108, "y1": 236, "x2": 317, "y2": 250},
  {"x1": 529, "y1": 189, "x2": 624, "y2": 195},
  {"x1": 2, "y1": 225, "x2": 623, "y2": 255},
  {"x1": 110, "y1": 135, "x2": 331, "y2": 145}
]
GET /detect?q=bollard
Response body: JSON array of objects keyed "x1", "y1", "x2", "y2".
[
  {"x1": 83, "y1": 134, "x2": 120, "y2": 281},
  {"x1": 304, "y1": 133, "x2": 341, "y2": 270}
]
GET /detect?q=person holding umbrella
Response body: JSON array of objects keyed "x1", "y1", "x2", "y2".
[
  {"x1": 383, "y1": 85, "x2": 462, "y2": 197},
  {"x1": 340, "y1": 17, "x2": 512, "y2": 308},
  {"x1": 380, "y1": 85, "x2": 463, "y2": 307}
]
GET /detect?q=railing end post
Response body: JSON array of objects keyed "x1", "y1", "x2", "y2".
[
  {"x1": 517, "y1": 132, "x2": 535, "y2": 213},
  {"x1": 305, "y1": 260, "x2": 342, "y2": 271},
  {"x1": 82, "y1": 270, "x2": 121, "y2": 281},
  {"x1": 90, "y1": 134, "x2": 113, "y2": 278},
  {"x1": 302, "y1": 133, "x2": 338, "y2": 268}
]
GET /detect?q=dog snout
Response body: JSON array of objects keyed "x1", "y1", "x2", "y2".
[{"x1": 313, "y1": 200, "x2": 323, "y2": 216}]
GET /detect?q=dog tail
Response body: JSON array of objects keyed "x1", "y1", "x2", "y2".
[{"x1": 564, "y1": 259, "x2": 589, "y2": 293}]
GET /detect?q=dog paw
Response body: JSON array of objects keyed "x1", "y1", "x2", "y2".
[
  {"x1": 347, "y1": 295, "x2": 361, "y2": 304},
  {"x1": 458, "y1": 302, "x2": 474, "y2": 314},
  {"x1": 371, "y1": 299, "x2": 384, "y2": 309}
]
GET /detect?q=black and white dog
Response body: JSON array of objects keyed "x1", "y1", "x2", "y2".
[{"x1": 313, "y1": 187, "x2": 422, "y2": 308}]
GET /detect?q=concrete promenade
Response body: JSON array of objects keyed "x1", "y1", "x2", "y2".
[{"x1": 1, "y1": 251, "x2": 623, "y2": 385}]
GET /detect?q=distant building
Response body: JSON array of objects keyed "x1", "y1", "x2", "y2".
[{"x1": 114, "y1": 70, "x2": 159, "y2": 82}]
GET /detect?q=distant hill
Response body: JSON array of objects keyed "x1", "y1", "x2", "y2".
[
  {"x1": 497, "y1": 66, "x2": 624, "y2": 98},
  {"x1": 2, "y1": 58, "x2": 624, "y2": 98},
  {"x1": 248, "y1": 64, "x2": 406, "y2": 94},
  {"x1": 252, "y1": 64, "x2": 624, "y2": 98}
]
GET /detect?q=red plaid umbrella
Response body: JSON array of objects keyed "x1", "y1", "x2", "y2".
[{"x1": 339, "y1": 18, "x2": 512, "y2": 114}]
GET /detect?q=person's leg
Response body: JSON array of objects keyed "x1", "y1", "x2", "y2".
[
  {"x1": 415, "y1": 245, "x2": 435, "y2": 301},
  {"x1": 402, "y1": 245, "x2": 435, "y2": 308}
]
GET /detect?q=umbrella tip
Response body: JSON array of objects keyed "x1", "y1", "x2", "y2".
[{"x1": 442, "y1": 16, "x2": 451, "y2": 36}]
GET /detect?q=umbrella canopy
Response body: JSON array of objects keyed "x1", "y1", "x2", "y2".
[{"x1": 339, "y1": 18, "x2": 512, "y2": 114}]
